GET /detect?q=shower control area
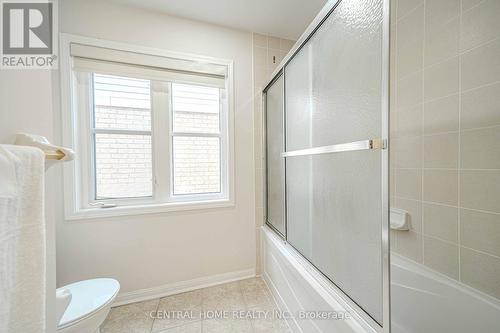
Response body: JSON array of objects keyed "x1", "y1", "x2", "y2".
[{"x1": 262, "y1": 0, "x2": 389, "y2": 331}]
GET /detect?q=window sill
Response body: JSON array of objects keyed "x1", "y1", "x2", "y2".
[{"x1": 65, "y1": 199, "x2": 234, "y2": 221}]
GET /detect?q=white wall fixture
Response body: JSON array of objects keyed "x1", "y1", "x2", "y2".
[
  {"x1": 15, "y1": 133, "x2": 75, "y2": 163},
  {"x1": 390, "y1": 208, "x2": 409, "y2": 231}
]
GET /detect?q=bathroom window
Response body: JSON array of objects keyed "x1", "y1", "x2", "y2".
[
  {"x1": 92, "y1": 74, "x2": 153, "y2": 200},
  {"x1": 61, "y1": 36, "x2": 233, "y2": 219},
  {"x1": 171, "y1": 83, "x2": 223, "y2": 196}
]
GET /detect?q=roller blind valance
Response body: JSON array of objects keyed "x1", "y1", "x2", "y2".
[{"x1": 70, "y1": 43, "x2": 227, "y2": 88}]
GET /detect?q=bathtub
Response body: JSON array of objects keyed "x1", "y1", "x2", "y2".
[
  {"x1": 262, "y1": 226, "x2": 500, "y2": 333},
  {"x1": 391, "y1": 254, "x2": 500, "y2": 333}
]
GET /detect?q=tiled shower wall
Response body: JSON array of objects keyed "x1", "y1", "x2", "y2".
[
  {"x1": 252, "y1": 33, "x2": 294, "y2": 273},
  {"x1": 390, "y1": 0, "x2": 500, "y2": 299}
]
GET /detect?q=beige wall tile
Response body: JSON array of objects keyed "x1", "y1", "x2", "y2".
[
  {"x1": 253, "y1": 98, "x2": 262, "y2": 128},
  {"x1": 460, "y1": 170, "x2": 500, "y2": 213},
  {"x1": 253, "y1": 46, "x2": 267, "y2": 68},
  {"x1": 390, "y1": 168, "x2": 396, "y2": 195},
  {"x1": 461, "y1": 0, "x2": 483, "y2": 11},
  {"x1": 423, "y1": 132, "x2": 459, "y2": 168},
  {"x1": 266, "y1": 66, "x2": 275, "y2": 76},
  {"x1": 255, "y1": 206, "x2": 264, "y2": 227},
  {"x1": 253, "y1": 33, "x2": 268, "y2": 48},
  {"x1": 424, "y1": 0, "x2": 460, "y2": 29},
  {"x1": 424, "y1": 56, "x2": 459, "y2": 101},
  {"x1": 394, "y1": 197, "x2": 423, "y2": 233},
  {"x1": 461, "y1": 38, "x2": 500, "y2": 91},
  {"x1": 396, "y1": 6, "x2": 424, "y2": 78},
  {"x1": 393, "y1": 136, "x2": 423, "y2": 169},
  {"x1": 254, "y1": 138, "x2": 263, "y2": 170},
  {"x1": 396, "y1": 104, "x2": 423, "y2": 137},
  {"x1": 423, "y1": 94, "x2": 459, "y2": 134},
  {"x1": 391, "y1": 0, "x2": 500, "y2": 300},
  {"x1": 461, "y1": 247, "x2": 500, "y2": 299},
  {"x1": 395, "y1": 231, "x2": 423, "y2": 263},
  {"x1": 267, "y1": 36, "x2": 280, "y2": 50},
  {"x1": 397, "y1": 71, "x2": 423, "y2": 108},
  {"x1": 279, "y1": 39, "x2": 294, "y2": 52},
  {"x1": 253, "y1": 66, "x2": 268, "y2": 90},
  {"x1": 424, "y1": 236, "x2": 459, "y2": 278},
  {"x1": 397, "y1": 6, "x2": 423, "y2": 44},
  {"x1": 397, "y1": 0, "x2": 423, "y2": 20},
  {"x1": 255, "y1": 168, "x2": 263, "y2": 188},
  {"x1": 423, "y1": 203, "x2": 458, "y2": 243},
  {"x1": 391, "y1": 0, "x2": 398, "y2": 24},
  {"x1": 460, "y1": 0, "x2": 500, "y2": 51},
  {"x1": 390, "y1": 23, "x2": 397, "y2": 84},
  {"x1": 425, "y1": 17, "x2": 459, "y2": 66},
  {"x1": 461, "y1": 208, "x2": 500, "y2": 257},
  {"x1": 397, "y1": 42, "x2": 423, "y2": 79},
  {"x1": 390, "y1": 229, "x2": 398, "y2": 251},
  {"x1": 389, "y1": 100, "x2": 397, "y2": 138},
  {"x1": 395, "y1": 169, "x2": 422, "y2": 200},
  {"x1": 267, "y1": 49, "x2": 281, "y2": 70},
  {"x1": 279, "y1": 51, "x2": 287, "y2": 65},
  {"x1": 423, "y1": 170, "x2": 458, "y2": 206},
  {"x1": 461, "y1": 126, "x2": 500, "y2": 169},
  {"x1": 461, "y1": 82, "x2": 500, "y2": 130}
]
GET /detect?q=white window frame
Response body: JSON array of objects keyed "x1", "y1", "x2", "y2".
[
  {"x1": 60, "y1": 34, "x2": 235, "y2": 220},
  {"x1": 168, "y1": 83, "x2": 229, "y2": 202}
]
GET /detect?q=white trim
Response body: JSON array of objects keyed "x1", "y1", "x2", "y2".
[
  {"x1": 64, "y1": 198, "x2": 234, "y2": 221},
  {"x1": 112, "y1": 268, "x2": 256, "y2": 307},
  {"x1": 168, "y1": 83, "x2": 228, "y2": 201},
  {"x1": 59, "y1": 33, "x2": 235, "y2": 220},
  {"x1": 152, "y1": 81, "x2": 171, "y2": 203}
]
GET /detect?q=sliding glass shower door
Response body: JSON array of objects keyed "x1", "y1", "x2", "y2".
[
  {"x1": 265, "y1": 0, "x2": 388, "y2": 327},
  {"x1": 264, "y1": 74, "x2": 285, "y2": 236}
]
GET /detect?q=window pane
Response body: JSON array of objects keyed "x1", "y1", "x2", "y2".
[
  {"x1": 95, "y1": 133, "x2": 152, "y2": 199},
  {"x1": 172, "y1": 83, "x2": 220, "y2": 134},
  {"x1": 173, "y1": 136, "x2": 220, "y2": 195},
  {"x1": 93, "y1": 74, "x2": 151, "y2": 131}
]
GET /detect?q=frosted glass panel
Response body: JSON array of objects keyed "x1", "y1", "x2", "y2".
[
  {"x1": 285, "y1": 0, "x2": 384, "y2": 324},
  {"x1": 286, "y1": 0, "x2": 382, "y2": 151},
  {"x1": 265, "y1": 75, "x2": 285, "y2": 235},
  {"x1": 287, "y1": 151, "x2": 383, "y2": 322}
]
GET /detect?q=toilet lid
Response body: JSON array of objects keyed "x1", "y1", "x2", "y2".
[{"x1": 58, "y1": 278, "x2": 120, "y2": 328}]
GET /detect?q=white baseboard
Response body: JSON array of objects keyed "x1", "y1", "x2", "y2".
[{"x1": 113, "y1": 268, "x2": 256, "y2": 307}]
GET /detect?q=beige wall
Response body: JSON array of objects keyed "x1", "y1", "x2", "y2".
[
  {"x1": 252, "y1": 33, "x2": 294, "y2": 273},
  {"x1": 54, "y1": 0, "x2": 257, "y2": 294},
  {"x1": 390, "y1": 0, "x2": 500, "y2": 299}
]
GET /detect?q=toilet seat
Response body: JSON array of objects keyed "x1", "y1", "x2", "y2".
[{"x1": 57, "y1": 278, "x2": 120, "y2": 329}]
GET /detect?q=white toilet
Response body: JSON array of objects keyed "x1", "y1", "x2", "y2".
[{"x1": 56, "y1": 278, "x2": 120, "y2": 333}]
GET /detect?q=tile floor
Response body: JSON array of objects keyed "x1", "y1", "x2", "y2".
[{"x1": 101, "y1": 277, "x2": 291, "y2": 333}]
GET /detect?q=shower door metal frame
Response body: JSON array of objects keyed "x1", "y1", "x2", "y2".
[
  {"x1": 263, "y1": 70, "x2": 287, "y2": 239},
  {"x1": 262, "y1": 0, "x2": 391, "y2": 332}
]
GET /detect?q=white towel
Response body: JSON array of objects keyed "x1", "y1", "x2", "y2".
[{"x1": 0, "y1": 145, "x2": 46, "y2": 333}]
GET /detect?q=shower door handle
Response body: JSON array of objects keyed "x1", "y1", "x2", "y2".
[{"x1": 281, "y1": 139, "x2": 386, "y2": 158}]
